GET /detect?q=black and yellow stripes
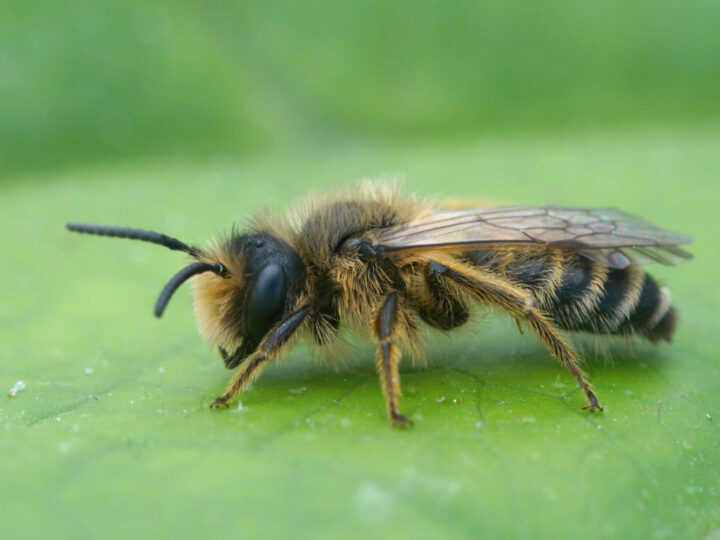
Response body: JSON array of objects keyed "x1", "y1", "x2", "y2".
[
  {"x1": 558, "y1": 262, "x2": 675, "y2": 342},
  {"x1": 551, "y1": 255, "x2": 608, "y2": 330},
  {"x1": 617, "y1": 276, "x2": 676, "y2": 343},
  {"x1": 469, "y1": 249, "x2": 677, "y2": 343}
]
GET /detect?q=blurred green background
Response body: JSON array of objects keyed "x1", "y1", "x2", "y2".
[
  {"x1": 2, "y1": 2, "x2": 720, "y2": 539},
  {"x1": 2, "y1": 0, "x2": 720, "y2": 175}
]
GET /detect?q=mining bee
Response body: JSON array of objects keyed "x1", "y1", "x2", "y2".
[{"x1": 67, "y1": 182, "x2": 692, "y2": 427}]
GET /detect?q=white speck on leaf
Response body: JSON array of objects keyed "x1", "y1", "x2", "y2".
[
  {"x1": 290, "y1": 387, "x2": 307, "y2": 394},
  {"x1": 84, "y1": 367, "x2": 94, "y2": 375},
  {"x1": 158, "y1": 367, "x2": 165, "y2": 374},
  {"x1": 236, "y1": 400, "x2": 245, "y2": 412},
  {"x1": 7, "y1": 380, "x2": 26, "y2": 398},
  {"x1": 437, "y1": 396, "x2": 446, "y2": 403},
  {"x1": 706, "y1": 413, "x2": 712, "y2": 420}
]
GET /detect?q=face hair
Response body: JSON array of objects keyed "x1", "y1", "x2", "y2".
[
  {"x1": 66, "y1": 222, "x2": 225, "y2": 317},
  {"x1": 154, "y1": 262, "x2": 225, "y2": 318},
  {"x1": 66, "y1": 223, "x2": 199, "y2": 256}
]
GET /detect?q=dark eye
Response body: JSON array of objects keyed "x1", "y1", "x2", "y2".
[{"x1": 246, "y1": 264, "x2": 287, "y2": 341}]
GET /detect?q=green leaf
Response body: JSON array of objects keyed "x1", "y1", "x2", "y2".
[{"x1": 2, "y1": 127, "x2": 719, "y2": 538}]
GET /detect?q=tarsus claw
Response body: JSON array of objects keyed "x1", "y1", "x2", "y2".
[
  {"x1": 582, "y1": 391, "x2": 604, "y2": 412},
  {"x1": 391, "y1": 413, "x2": 414, "y2": 428},
  {"x1": 210, "y1": 397, "x2": 230, "y2": 409}
]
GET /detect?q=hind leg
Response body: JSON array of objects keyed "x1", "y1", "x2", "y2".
[{"x1": 427, "y1": 255, "x2": 602, "y2": 411}]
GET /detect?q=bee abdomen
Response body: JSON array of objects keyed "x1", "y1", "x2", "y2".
[
  {"x1": 543, "y1": 256, "x2": 676, "y2": 342},
  {"x1": 469, "y1": 249, "x2": 677, "y2": 342},
  {"x1": 616, "y1": 276, "x2": 676, "y2": 343}
]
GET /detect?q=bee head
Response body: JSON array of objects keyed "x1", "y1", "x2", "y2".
[
  {"x1": 191, "y1": 231, "x2": 307, "y2": 353},
  {"x1": 66, "y1": 223, "x2": 306, "y2": 355}
]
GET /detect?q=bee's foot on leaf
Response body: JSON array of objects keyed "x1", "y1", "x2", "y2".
[
  {"x1": 582, "y1": 391, "x2": 604, "y2": 413},
  {"x1": 391, "y1": 413, "x2": 414, "y2": 428},
  {"x1": 210, "y1": 397, "x2": 231, "y2": 409}
]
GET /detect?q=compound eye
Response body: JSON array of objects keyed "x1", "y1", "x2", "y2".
[{"x1": 246, "y1": 263, "x2": 287, "y2": 341}]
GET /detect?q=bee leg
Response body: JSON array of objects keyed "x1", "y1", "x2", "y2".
[
  {"x1": 221, "y1": 339, "x2": 258, "y2": 369},
  {"x1": 210, "y1": 306, "x2": 310, "y2": 409},
  {"x1": 429, "y1": 256, "x2": 602, "y2": 412},
  {"x1": 373, "y1": 293, "x2": 413, "y2": 428},
  {"x1": 418, "y1": 264, "x2": 470, "y2": 330}
]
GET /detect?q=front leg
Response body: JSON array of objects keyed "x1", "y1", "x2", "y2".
[
  {"x1": 219, "y1": 338, "x2": 258, "y2": 369},
  {"x1": 373, "y1": 293, "x2": 413, "y2": 428},
  {"x1": 210, "y1": 306, "x2": 310, "y2": 408}
]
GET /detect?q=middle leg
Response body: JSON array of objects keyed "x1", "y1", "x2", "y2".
[{"x1": 373, "y1": 292, "x2": 413, "y2": 427}]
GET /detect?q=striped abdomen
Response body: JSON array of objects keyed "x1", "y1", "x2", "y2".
[{"x1": 468, "y1": 249, "x2": 677, "y2": 342}]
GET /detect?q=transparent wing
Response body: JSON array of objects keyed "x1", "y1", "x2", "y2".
[{"x1": 373, "y1": 206, "x2": 693, "y2": 269}]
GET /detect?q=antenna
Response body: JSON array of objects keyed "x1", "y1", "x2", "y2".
[
  {"x1": 66, "y1": 223, "x2": 199, "y2": 256},
  {"x1": 154, "y1": 262, "x2": 225, "y2": 318},
  {"x1": 67, "y1": 222, "x2": 226, "y2": 316}
]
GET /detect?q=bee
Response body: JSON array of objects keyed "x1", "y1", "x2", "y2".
[{"x1": 66, "y1": 182, "x2": 692, "y2": 427}]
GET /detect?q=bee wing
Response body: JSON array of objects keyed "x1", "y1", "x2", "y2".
[{"x1": 373, "y1": 206, "x2": 693, "y2": 269}]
